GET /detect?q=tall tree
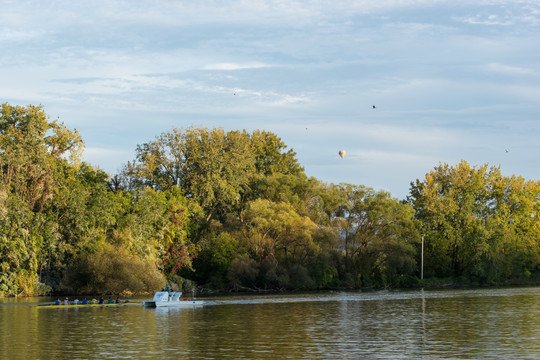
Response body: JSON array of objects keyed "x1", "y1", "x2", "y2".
[
  {"x1": 242, "y1": 198, "x2": 319, "y2": 266},
  {"x1": 331, "y1": 184, "x2": 418, "y2": 286},
  {"x1": 122, "y1": 129, "x2": 186, "y2": 191},
  {"x1": 408, "y1": 161, "x2": 489, "y2": 276},
  {"x1": 250, "y1": 130, "x2": 303, "y2": 176},
  {"x1": 0, "y1": 103, "x2": 83, "y2": 295},
  {"x1": 181, "y1": 128, "x2": 255, "y2": 223},
  {"x1": 122, "y1": 127, "x2": 304, "y2": 225},
  {"x1": 409, "y1": 161, "x2": 540, "y2": 282}
]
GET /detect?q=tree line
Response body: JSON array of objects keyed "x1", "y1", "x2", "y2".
[{"x1": 1, "y1": 103, "x2": 538, "y2": 296}]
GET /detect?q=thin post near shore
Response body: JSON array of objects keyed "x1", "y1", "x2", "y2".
[{"x1": 421, "y1": 234, "x2": 424, "y2": 280}]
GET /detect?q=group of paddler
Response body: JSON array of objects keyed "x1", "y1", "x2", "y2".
[{"x1": 54, "y1": 296, "x2": 130, "y2": 305}]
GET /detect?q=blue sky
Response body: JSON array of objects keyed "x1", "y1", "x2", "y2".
[{"x1": 2, "y1": 0, "x2": 539, "y2": 200}]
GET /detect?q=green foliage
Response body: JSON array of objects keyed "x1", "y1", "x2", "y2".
[
  {"x1": 242, "y1": 198, "x2": 319, "y2": 265},
  {"x1": 1, "y1": 103, "x2": 83, "y2": 212},
  {"x1": 330, "y1": 184, "x2": 419, "y2": 286},
  {"x1": 309, "y1": 252, "x2": 340, "y2": 289},
  {"x1": 256, "y1": 258, "x2": 289, "y2": 289},
  {"x1": 287, "y1": 264, "x2": 314, "y2": 290},
  {"x1": 192, "y1": 231, "x2": 240, "y2": 289},
  {"x1": 61, "y1": 244, "x2": 165, "y2": 295},
  {"x1": 1, "y1": 102, "x2": 538, "y2": 296},
  {"x1": 123, "y1": 127, "x2": 257, "y2": 224},
  {"x1": 227, "y1": 253, "x2": 259, "y2": 290},
  {"x1": 409, "y1": 160, "x2": 540, "y2": 284},
  {"x1": 250, "y1": 130, "x2": 303, "y2": 176},
  {"x1": 0, "y1": 103, "x2": 83, "y2": 295},
  {"x1": 157, "y1": 187, "x2": 198, "y2": 274}
]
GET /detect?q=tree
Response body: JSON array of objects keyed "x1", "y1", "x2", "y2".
[
  {"x1": 61, "y1": 243, "x2": 165, "y2": 295},
  {"x1": 123, "y1": 127, "x2": 258, "y2": 225},
  {"x1": 181, "y1": 128, "x2": 255, "y2": 223},
  {"x1": 250, "y1": 130, "x2": 303, "y2": 177},
  {"x1": 408, "y1": 161, "x2": 489, "y2": 277},
  {"x1": 191, "y1": 231, "x2": 241, "y2": 289},
  {"x1": 1, "y1": 103, "x2": 83, "y2": 212},
  {"x1": 159, "y1": 186, "x2": 200, "y2": 276},
  {"x1": 0, "y1": 103, "x2": 83, "y2": 295},
  {"x1": 408, "y1": 160, "x2": 540, "y2": 283},
  {"x1": 41, "y1": 163, "x2": 121, "y2": 290},
  {"x1": 122, "y1": 129, "x2": 186, "y2": 191},
  {"x1": 331, "y1": 184, "x2": 418, "y2": 287},
  {"x1": 242, "y1": 198, "x2": 319, "y2": 266}
]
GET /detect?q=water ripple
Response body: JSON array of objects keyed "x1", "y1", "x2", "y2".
[{"x1": 1, "y1": 287, "x2": 538, "y2": 359}]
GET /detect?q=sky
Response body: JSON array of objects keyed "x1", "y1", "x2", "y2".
[{"x1": 1, "y1": 0, "x2": 539, "y2": 200}]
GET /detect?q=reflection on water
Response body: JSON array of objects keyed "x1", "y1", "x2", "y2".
[{"x1": 1, "y1": 287, "x2": 539, "y2": 359}]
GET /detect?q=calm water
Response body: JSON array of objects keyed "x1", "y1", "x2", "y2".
[{"x1": 0, "y1": 287, "x2": 538, "y2": 359}]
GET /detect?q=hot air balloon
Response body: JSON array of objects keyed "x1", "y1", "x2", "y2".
[{"x1": 338, "y1": 150, "x2": 346, "y2": 159}]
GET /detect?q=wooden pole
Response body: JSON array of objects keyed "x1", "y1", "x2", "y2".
[{"x1": 421, "y1": 234, "x2": 424, "y2": 280}]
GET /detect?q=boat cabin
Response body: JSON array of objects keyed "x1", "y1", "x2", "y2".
[{"x1": 152, "y1": 291, "x2": 182, "y2": 303}]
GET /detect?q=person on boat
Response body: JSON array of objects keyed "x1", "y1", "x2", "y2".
[
  {"x1": 107, "y1": 296, "x2": 113, "y2": 304},
  {"x1": 125, "y1": 297, "x2": 130, "y2": 303},
  {"x1": 73, "y1": 298, "x2": 79, "y2": 305},
  {"x1": 98, "y1": 297, "x2": 104, "y2": 304},
  {"x1": 55, "y1": 298, "x2": 60, "y2": 305},
  {"x1": 115, "y1": 296, "x2": 120, "y2": 304},
  {"x1": 63, "y1": 297, "x2": 69, "y2": 305},
  {"x1": 82, "y1": 298, "x2": 87, "y2": 305}
]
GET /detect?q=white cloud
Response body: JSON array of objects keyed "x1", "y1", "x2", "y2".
[
  {"x1": 0, "y1": 0, "x2": 465, "y2": 33},
  {"x1": 456, "y1": 14, "x2": 513, "y2": 26},
  {"x1": 452, "y1": 1, "x2": 540, "y2": 27},
  {"x1": 485, "y1": 62, "x2": 537, "y2": 76},
  {"x1": 204, "y1": 62, "x2": 272, "y2": 71},
  {"x1": 0, "y1": 29, "x2": 45, "y2": 43},
  {"x1": 262, "y1": 94, "x2": 312, "y2": 107},
  {"x1": 3, "y1": 0, "x2": 540, "y2": 198}
]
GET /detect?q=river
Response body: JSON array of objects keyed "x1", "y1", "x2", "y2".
[{"x1": 1, "y1": 287, "x2": 538, "y2": 359}]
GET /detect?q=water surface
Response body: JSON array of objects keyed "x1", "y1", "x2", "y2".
[{"x1": 1, "y1": 287, "x2": 538, "y2": 359}]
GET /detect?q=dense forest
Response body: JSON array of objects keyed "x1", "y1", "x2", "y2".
[{"x1": 1, "y1": 103, "x2": 539, "y2": 296}]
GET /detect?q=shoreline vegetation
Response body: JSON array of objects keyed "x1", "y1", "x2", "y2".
[{"x1": 1, "y1": 103, "x2": 539, "y2": 297}]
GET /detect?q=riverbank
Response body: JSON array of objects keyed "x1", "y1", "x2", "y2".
[{"x1": 2, "y1": 274, "x2": 539, "y2": 298}]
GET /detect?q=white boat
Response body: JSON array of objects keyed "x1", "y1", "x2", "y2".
[{"x1": 143, "y1": 291, "x2": 204, "y2": 308}]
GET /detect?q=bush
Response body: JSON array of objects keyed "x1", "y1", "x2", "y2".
[
  {"x1": 61, "y1": 244, "x2": 165, "y2": 295},
  {"x1": 257, "y1": 259, "x2": 289, "y2": 290},
  {"x1": 287, "y1": 265, "x2": 314, "y2": 290},
  {"x1": 227, "y1": 253, "x2": 258, "y2": 290}
]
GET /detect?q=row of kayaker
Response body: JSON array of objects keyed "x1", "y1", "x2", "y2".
[{"x1": 54, "y1": 296, "x2": 130, "y2": 305}]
